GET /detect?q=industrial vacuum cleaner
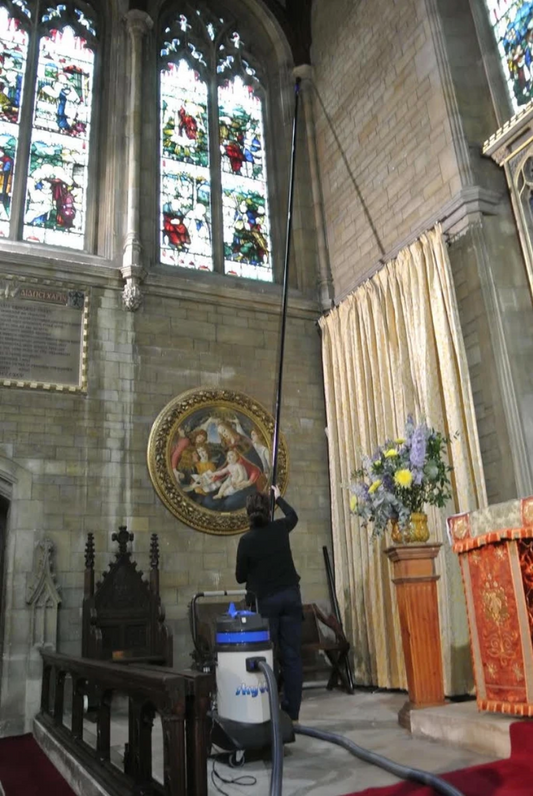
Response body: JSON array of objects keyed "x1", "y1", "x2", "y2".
[{"x1": 190, "y1": 590, "x2": 465, "y2": 796}]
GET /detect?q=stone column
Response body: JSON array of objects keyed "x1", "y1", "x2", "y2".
[
  {"x1": 385, "y1": 544, "x2": 446, "y2": 730},
  {"x1": 121, "y1": 10, "x2": 153, "y2": 311},
  {"x1": 293, "y1": 64, "x2": 333, "y2": 310}
]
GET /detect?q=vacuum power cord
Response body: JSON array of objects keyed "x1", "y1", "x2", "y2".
[{"x1": 294, "y1": 725, "x2": 465, "y2": 796}]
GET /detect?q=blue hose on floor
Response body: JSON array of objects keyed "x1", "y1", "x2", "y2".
[
  {"x1": 245, "y1": 657, "x2": 464, "y2": 796},
  {"x1": 257, "y1": 660, "x2": 283, "y2": 796},
  {"x1": 294, "y1": 725, "x2": 465, "y2": 796}
]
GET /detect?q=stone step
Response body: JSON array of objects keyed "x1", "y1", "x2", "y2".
[{"x1": 410, "y1": 700, "x2": 524, "y2": 758}]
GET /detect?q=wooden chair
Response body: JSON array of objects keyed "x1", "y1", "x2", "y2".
[
  {"x1": 82, "y1": 526, "x2": 173, "y2": 666},
  {"x1": 301, "y1": 603, "x2": 354, "y2": 693},
  {"x1": 189, "y1": 596, "x2": 353, "y2": 694},
  {"x1": 189, "y1": 597, "x2": 247, "y2": 671}
]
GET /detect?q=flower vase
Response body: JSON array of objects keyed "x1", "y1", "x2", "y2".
[
  {"x1": 390, "y1": 519, "x2": 403, "y2": 544},
  {"x1": 389, "y1": 513, "x2": 429, "y2": 543},
  {"x1": 408, "y1": 512, "x2": 430, "y2": 542}
]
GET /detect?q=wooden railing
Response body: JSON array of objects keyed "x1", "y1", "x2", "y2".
[{"x1": 37, "y1": 651, "x2": 213, "y2": 796}]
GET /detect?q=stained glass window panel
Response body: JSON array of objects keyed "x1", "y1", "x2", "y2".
[
  {"x1": 0, "y1": 6, "x2": 28, "y2": 238},
  {"x1": 23, "y1": 23, "x2": 95, "y2": 249},
  {"x1": 485, "y1": 0, "x2": 533, "y2": 113},
  {"x1": 160, "y1": 59, "x2": 212, "y2": 270},
  {"x1": 219, "y1": 77, "x2": 271, "y2": 281}
]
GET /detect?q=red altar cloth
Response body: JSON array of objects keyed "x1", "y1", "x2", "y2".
[{"x1": 448, "y1": 496, "x2": 533, "y2": 716}]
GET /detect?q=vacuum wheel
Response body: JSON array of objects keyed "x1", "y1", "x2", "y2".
[{"x1": 228, "y1": 750, "x2": 245, "y2": 768}]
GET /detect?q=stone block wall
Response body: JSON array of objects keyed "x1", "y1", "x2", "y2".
[
  {"x1": 0, "y1": 272, "x2": 330, "y2": 734},
  {"x1": 310, "y1": 0, "x2": 460, "y2": 298},
  {"x1": 309, "y1": 0, "x2": 533, "y2": 501}
]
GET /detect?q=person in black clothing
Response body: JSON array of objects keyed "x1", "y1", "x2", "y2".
[{"x1": 235, "y1": 485, "x2": 303, "y2": 721}]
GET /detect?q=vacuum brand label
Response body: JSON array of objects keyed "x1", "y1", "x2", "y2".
[{"x1": 235, "y1": 682, "x2": 269, "y2": 698}]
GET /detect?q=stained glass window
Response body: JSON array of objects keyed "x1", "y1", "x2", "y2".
[
  {"x1": 160, "y1": 59, "x2": 212, "y2": 270},
  {"x1": 219, "y1": 76, "x2": 270, "y2": 280},
  {"x1": 0, "y1": 4, "x2": 28, "y2": 238},
  {"x1": 159, "y1": 8, "x2": 273, "y2": 281},
  {"x1": 23, "y1": 6, "x2": 96, "y2": 248},
  {"x1": 0, "y1": 1, "x2": 97, "y2": 249},
  {"x1": 485, "y1": 0, "x2": 533, "y2": 113}
]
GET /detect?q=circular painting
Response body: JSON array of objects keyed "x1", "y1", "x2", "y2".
[{"x1": 147, "y1": 388, "x2": 289, "y2": 535}]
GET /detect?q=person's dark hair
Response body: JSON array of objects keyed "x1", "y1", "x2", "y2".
[{"x1": 246, "y1": 492, "x2": 270, "y2": 526}]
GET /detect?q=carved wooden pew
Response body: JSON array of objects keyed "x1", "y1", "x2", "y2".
[{"x1": 37, "y1": 650, "x2": 211, "y2": 796}]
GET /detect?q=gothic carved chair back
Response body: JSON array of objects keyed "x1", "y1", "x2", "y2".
[{"x1": 82, "y1": 527, "x2": 173, "y2": 666}]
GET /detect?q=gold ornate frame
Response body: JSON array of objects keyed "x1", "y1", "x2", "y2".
[{"x1": 147, "y1": 388, "x2": 289, "y2": 535}]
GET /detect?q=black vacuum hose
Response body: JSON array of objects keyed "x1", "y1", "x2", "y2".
[
  {"x1": 294, "y1": 725, "x2": 465, "y2": 796},
  {"x1": 257, "y1": 660, "x2": 283, "y2": 796}
]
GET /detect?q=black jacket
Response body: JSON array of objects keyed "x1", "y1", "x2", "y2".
[{"x1": 235, "y1": 497, "x2": 299, "y2": 600}]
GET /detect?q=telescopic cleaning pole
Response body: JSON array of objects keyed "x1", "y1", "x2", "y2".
[{"x1": 270, "y1": 77, "x2": 301, "y2": 516}]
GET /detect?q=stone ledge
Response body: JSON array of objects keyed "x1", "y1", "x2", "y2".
[
  {"x1": 33, "y1": 716, "x2": 108, "y2": 796},
  {"x1": 409, "y1": 700, "x2": 526, "y2": 758}
]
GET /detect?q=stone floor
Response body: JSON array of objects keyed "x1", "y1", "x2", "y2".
[{"x1": 79, "y1": 687, "x2": 497, "y2": 795}]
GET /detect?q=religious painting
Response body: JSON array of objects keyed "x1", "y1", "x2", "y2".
[{"x1": 147, "y1": 388, "x2": 289, "y2": 535}]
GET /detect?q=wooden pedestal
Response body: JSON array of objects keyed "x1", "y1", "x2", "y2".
[{"x1": 385, "y1": 543, "x2": 446, "y2": 730}]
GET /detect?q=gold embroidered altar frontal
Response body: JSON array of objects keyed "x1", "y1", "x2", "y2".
[{"x1": 448, "y1": 497, "x2": 533, "y2": 715}]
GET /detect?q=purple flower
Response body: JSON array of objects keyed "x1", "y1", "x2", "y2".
[
  {"x1": 410, "y1": 424, "x2": 427, "y2": 469},
  {"x1": 382, "y1": 474, "x2": 394, "y2": 493},
  {"x1": 413, "y1": 469, "x2": 424, "y2": 486},
  {"x1": 354, "y1": 483, "x2": 369, "y2": 500},
  {"x1": 405, "y1": 414, "x2": 416, "y2": 438}
]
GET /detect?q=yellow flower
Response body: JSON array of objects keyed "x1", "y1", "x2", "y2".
[
  {"x1": 349, "y1": 494, "x2": 358, "y2": 512},
  {"x1": 394, "y1": 438, "x2": 406, "y2": 445},
  {"x1": 384, "y1": 449, "x2": 398, "y2": 458},
  {"x1": 369, "y1": 479, "x2": 382, "y2": 494},
  {"x1": 394, "y1": 469, "x2": 413, "y2": 488}
]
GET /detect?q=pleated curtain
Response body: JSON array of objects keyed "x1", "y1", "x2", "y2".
[{"x1": 319, "y1": 225, "x2": 487, "y2": 693}]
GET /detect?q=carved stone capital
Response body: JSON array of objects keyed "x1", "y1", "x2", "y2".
[
  {"x1": 125, "y1": 9, "x2": 153, "y2": 40},
  {"x1": 122, "y1": 278, "x2": 143, "y2": 312},
  {"x1": 292, "y1": 63, "x2": 314, "y2": 87}
]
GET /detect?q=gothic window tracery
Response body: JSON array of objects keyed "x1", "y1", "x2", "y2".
[
  {"x1": 0, "y1": 0, "x2": 98, "y2": 249},
  {"x1": 159, "y1": 4, "x2": 272, "y2": 281}
]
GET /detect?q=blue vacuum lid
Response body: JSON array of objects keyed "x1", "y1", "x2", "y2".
[{"x1": 216, "y1": 603, "x2": 269, "y2": 642}]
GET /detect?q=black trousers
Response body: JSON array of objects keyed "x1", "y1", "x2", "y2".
[{"x1": 258, "y1": 585, "x2": 303, "y2": 721}]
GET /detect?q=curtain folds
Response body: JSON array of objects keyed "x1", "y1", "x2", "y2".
[{"x1": 319, "y1": 225, "x2": 487, "y2": 694}]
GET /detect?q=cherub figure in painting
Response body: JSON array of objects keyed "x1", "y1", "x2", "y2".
[
  {"x1": 183, "y1": 443, "x2": 219, "y2": 496},
  {"x1": 211, "y1": 449, "x2": 259, "y2": 499}
]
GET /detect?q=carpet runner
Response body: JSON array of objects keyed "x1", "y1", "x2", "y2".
[
  {"x1": 0, "y1": 733, "x2": 75, "y2": 796},
  {"x1": 344, "y1": 721, "x2": 533, "y2": 796}
]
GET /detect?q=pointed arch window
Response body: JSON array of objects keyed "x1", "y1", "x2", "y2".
[
  {"x1": 159, "y1": 6, "x2": 273, "y2": 281},
  {"x1": 0, "y1": 1, "x2": 98, "y2": 250}
]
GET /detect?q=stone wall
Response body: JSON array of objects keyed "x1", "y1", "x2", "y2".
[
  {"x1": 309, "y1": 0, "x2": 533, "y2": 501},
  {"x1": 310, "y1": 0, "x2": 460, "y2": 299},
  {"x1": 0, "y1": 270, "x2": 330, "y2": 734}
]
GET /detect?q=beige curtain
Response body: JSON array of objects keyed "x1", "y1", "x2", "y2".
[{"x1": 320, "y1": 225, "x2": 487, "y2": 694}]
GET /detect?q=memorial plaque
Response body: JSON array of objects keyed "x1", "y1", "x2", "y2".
[{"x1": 0, "y1": 278, "x2": 88, "y2": 392}]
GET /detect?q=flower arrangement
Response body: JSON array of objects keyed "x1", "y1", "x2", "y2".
[{"x1": 349, "y1": 415, "x2": 453, "y2": 539}]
